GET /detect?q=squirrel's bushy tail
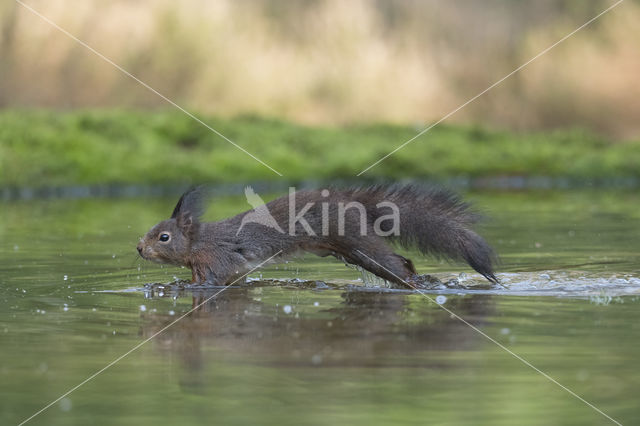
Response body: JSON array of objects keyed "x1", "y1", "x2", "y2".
[{"x1": 352, "y1": 184, "x2": 498, "y2": 283}]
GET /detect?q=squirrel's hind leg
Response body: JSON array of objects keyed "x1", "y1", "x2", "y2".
[{"x1": 334, "y1": 240, "x2": 416, "y2": 289}]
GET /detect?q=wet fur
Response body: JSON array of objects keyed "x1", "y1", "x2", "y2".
[{"x1": 138, "y1": 184, "x2": 498, "y2": 288}]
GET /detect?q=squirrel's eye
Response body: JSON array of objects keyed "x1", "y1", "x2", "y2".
[{"x1": 159, "y1": 233, "x2": 170, "y2": 242}]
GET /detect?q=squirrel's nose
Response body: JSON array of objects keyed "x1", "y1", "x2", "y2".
[{"x1": 136, "y1": 243, "x2": 143, "y2": 255}]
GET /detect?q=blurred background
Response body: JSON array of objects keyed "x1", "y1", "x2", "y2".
[
  {"x1": 1, "y1": 0, "x2": 638, "y2": 190},
  {"x1": 3, "y1": 0, "x2": 639, "y2": 135}
]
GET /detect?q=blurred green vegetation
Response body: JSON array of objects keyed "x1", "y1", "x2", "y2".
[{"x1": 1, "y1": 109, "x2": 639, "y2": 188}]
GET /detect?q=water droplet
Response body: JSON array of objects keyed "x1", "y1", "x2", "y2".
[
  {"x1": 313, "y1": 302, "x2": 319, "y2": 307},
  {"x1": 283, "y1": 305, "x2": 292, "y2": 314},
  {"x1": 435, "y1": 295, "x2": 447, "y2": 305},
  {"x1": 139, "y1": 305, "x2": 147, "y2": 312},
  {"x1": 59, "y1": 398, "x2": 72, "y2": 412}
]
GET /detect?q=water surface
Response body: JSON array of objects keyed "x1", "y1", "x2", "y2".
[{"x1": 1, "y1": 190, "x2": 639, "y2": 425}]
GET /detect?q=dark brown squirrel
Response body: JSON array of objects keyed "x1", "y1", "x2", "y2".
[{"x1": 137, "y1": 184, "x2": 498, "y2": 288}]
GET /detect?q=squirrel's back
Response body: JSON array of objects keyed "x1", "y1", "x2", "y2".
[{"x1": 238, "y1": 183, "x2": 497, "y2": 283}]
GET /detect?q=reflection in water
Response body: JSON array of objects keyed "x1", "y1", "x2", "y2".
[
  {"x1": 1, "y1": 191, "x2": 639, "y2": 424},
  {"x1": 139, "y1": 285, "x2": 496, "y2": 392}
]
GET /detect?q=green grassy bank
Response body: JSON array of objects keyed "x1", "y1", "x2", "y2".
[{"x1": 1, "y1": 109, "x2": 638, "y2": 188}]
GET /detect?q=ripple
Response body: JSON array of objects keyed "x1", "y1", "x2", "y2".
[{"x1": 126, "y1": 270, "x2": 640, "y2": 299}]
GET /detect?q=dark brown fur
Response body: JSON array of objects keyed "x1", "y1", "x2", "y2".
[{"x1": 137, "y1": 184, "x2": 498, "y2": 288}]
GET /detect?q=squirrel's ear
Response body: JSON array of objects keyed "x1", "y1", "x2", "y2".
[
  {"x1": 176, "y1": 211, "x2": 194, "y2": 233},
  {"x1": 171, "y1": 186, "x2": 207, "y2": 220}
]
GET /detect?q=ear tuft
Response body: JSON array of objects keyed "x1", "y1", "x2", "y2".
[{"x1": 171, "y1": 186, "x2": 208, "y2": 219}]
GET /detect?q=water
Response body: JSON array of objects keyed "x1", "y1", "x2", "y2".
[{"x1": 1, "y1": 190, "x2": 639, "y2": 425}]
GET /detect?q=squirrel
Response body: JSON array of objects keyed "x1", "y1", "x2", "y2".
[{"x1": 137, "y1": 184, "x2": 498, "y2": 289}]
